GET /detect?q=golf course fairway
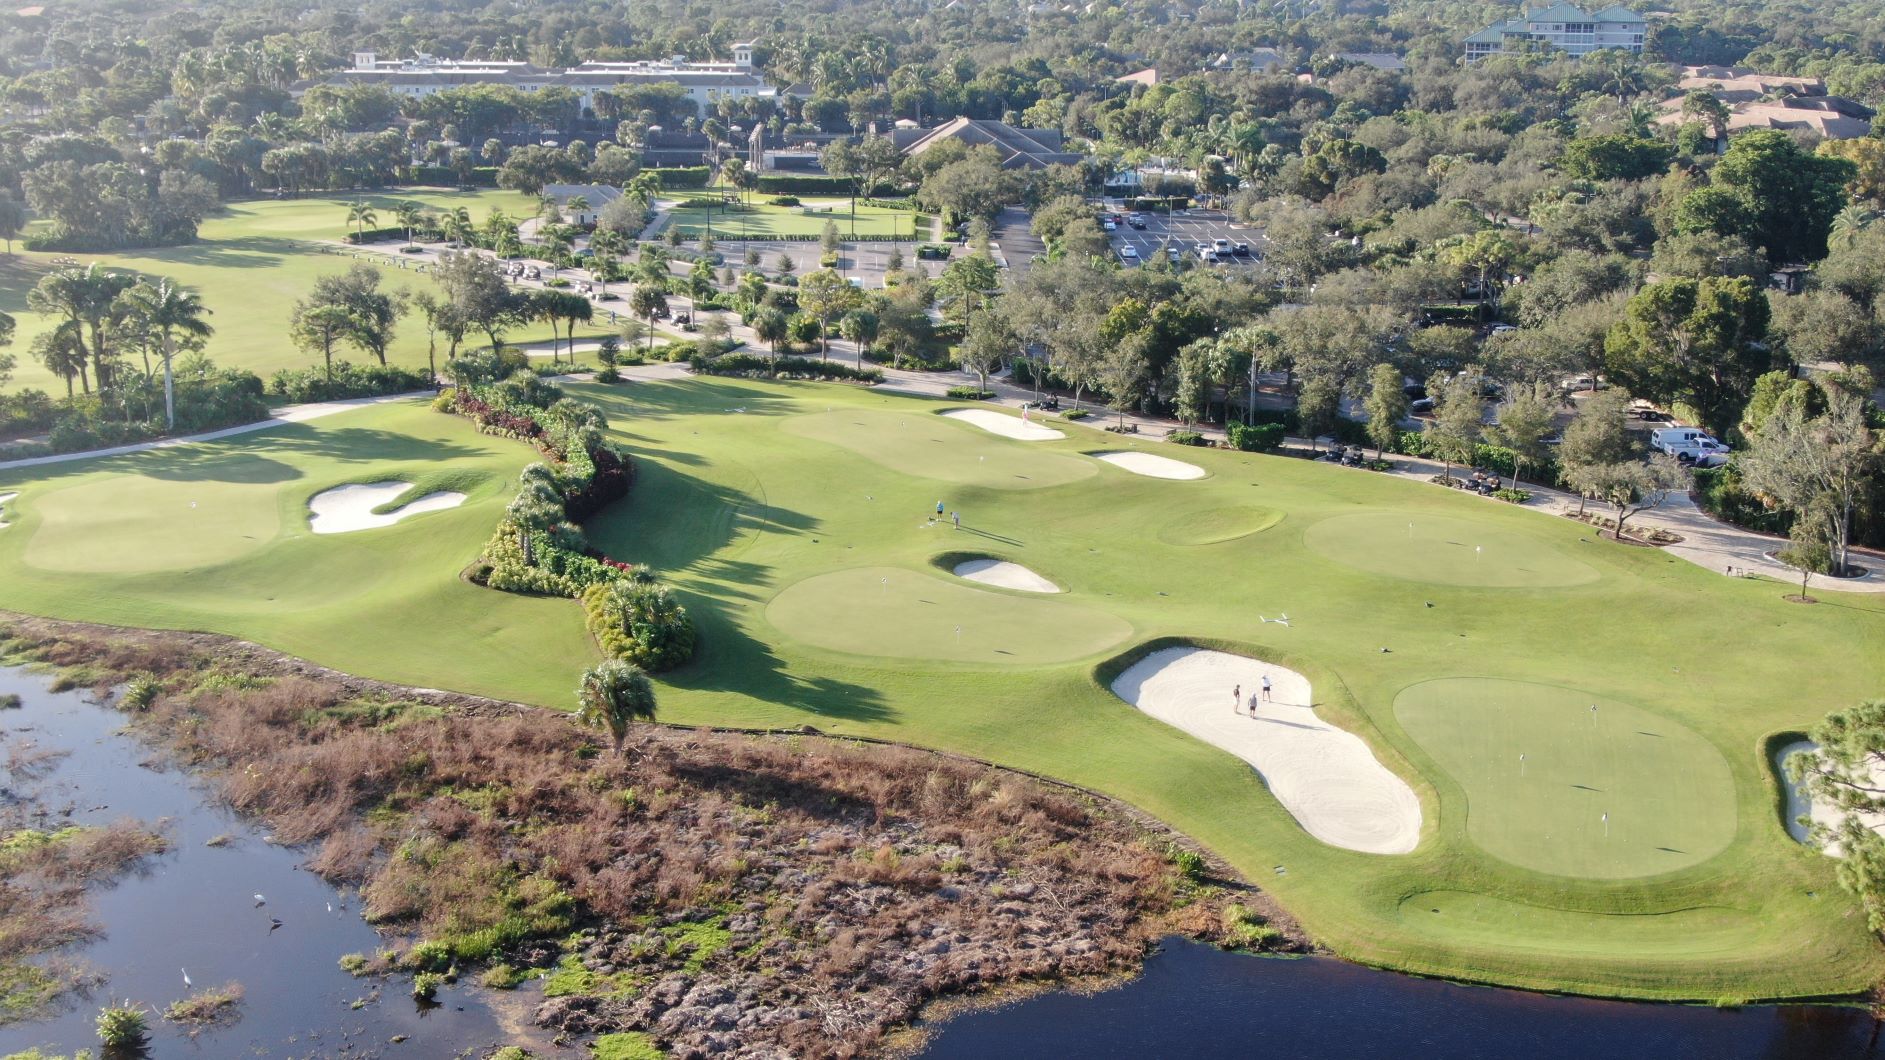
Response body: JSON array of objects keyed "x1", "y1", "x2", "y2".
[{"x1": 2, "y1": 375, "x2": 1882, "y2": 1001}]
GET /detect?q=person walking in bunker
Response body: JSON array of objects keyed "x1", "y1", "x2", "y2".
[
  {"x1": 1233, "y1": 684, "x2": 1242, "y2": 715},
  {"x1": 1262, "y1": 675, "x2": 1273, "y2": 702}
]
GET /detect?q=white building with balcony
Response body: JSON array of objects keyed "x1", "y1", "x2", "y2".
[{"x1": 1463, "y1": 5, "x2": 1645, "y2": 62}]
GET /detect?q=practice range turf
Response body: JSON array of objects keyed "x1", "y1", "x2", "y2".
[
  {"x1": 0, "y1": 189, "x2": 613, "y2": 395},
  {"x1": 2, "y1": 376, "x2": 1883, "y2": 1001}
]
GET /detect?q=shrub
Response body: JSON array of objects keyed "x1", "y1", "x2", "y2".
[
  {"x1": 1219, "y1": 903, "x2": 1285, "y2": 952},
  {"x1": 1227, "y1": 422, "x2": 1284, "y2": 452},
  {"x1": 1494, "y1": 488, "x2": 1532, "y2": 504},
  {"x1": 767, "y1": 195, "x2": 801, "y2": 206},
  {"x1": 1061, "y1": 408, "x2": 1089, "y2": 420},
  {"x1": 120, "y1": 674, "x2": 160, "y2": 712},
  {"x1": 946, "y1": 386, "x2": 992, "y2": 400},
  {"x1": 690, "y1": 353, "x2": 883, "y2": 384},
  {"x1": 1169, "y1": 431, "x2": 1207, "y2": 447},
  {"x1": 583, "y1": 580, "x2": 697, "y2": 672},
  {"x1": 595, "y1": 365, "x2": 622, "y2": 384},
  {"x1": 96, "y1": 1005, "x2": 147, "y2": 1047},
  {"x1": 412, "y1": 971, "x2": 446, "y2": 1000},
  {"x1": 269, "y1": 362, "x2": 432, "y2": 403}
]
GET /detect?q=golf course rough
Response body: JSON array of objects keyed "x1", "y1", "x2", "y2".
[
  {"x1": 4, "y1": 375, "x2": 1883, "y2": 1001},
  {"x1": 1110, "y1": 647, "x2": 1421, "y2": 855},
  {"x1": 1395, "y1": 678, "x2": 1737, "y2": 878}
]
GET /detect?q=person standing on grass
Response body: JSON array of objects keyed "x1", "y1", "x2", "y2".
[
  {"x1": 952, "y1": 510, "x2": 961, "y2": 530},
  {"x1": 1262, "y1": 675, "x2": 1272, "y2": 702},
  {"x1": 1233, "y1": 684, "x2": 1241, "y2": 715},
  {"x1": 936, "y1": 500, "x2": 945, "y2": 519}
]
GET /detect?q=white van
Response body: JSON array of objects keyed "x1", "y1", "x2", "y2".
[{"x1": 1651, "y1": 427, "x2": 1729, "y2": 467}]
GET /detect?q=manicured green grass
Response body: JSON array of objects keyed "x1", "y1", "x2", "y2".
[
  {"x1": 2, "y1": 377, "x2": 1884, "y2": 1001},
  {"x1": 0, "y1": 189, "x2": 609, "y2": 395},
  {"x1": 663, "y1": 200, "x2": 922, "y2": 240},
  {"x1": 1302, "y1": 510, "x2": 1601, "y2": 588},
  {"x1": 1396, "y1": 678, "x2": 1737, "y2": 878}
]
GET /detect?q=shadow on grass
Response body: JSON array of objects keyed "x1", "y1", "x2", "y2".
[
  {"x1": 141, "y1": 454, "x2": 303, "y2": 484},
  {"x1": 663, "y1": 610, "x2": 893, "y2": 725}
]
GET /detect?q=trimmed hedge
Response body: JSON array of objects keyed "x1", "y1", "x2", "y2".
[
  {"x1": 754, "y1": 174, "x2": 892, "y2": 196},
  {"x1": 407, "y1": 165, "x2": 500, "y2": 187},
  {"x1": 648, "y1": 166, "x2": 711, "y2": 188},
  {"x1": 690, "y1": 352, "x2": 883, "y2": 383},
  {"x1": 268, "y1": 362, "x2": 432, "y2": 403},
  {"x1": 344, "y1": 225, "x2": 444, "y2": 244}
]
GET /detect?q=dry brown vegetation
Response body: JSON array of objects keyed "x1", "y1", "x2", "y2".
[{"x1": 0, "y1": 616, "x2": 1301, "y2": 1058}]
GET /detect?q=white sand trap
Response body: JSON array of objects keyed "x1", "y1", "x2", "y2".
[
  {"x1": 1111, "y1": 647, "x2": 1421, "y2": 855},
  {"x1": 0, "y1": 492, "x2": 15, "y2": 529},
  {"x1": 308, "y1": 481, "x2": 466, "y2": 534},
  {"x1": 942, "y1": 408, "x2": 1065, "y2": 441},
  {"x1": 1778, "y1": 739, "x2": 1885, "y2": 856},
  {"x1": 953, "y1": 558, "x2": 1061, "y2": 593},
  {"x1": 1094, "y1": 451, "x2": 1206, "y2": 480}
]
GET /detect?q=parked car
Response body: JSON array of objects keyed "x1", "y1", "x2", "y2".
[
  {"x1": 1119, "y1": 245, "x2": 1139, "y2": 260},
  {"x1": 1128, "y1": 216, "x2": 1147, "y2": 229},
  {"x1": 1197, "y1": 247, "x2": 1220, "y2": 263},
  {"x1": 1232, "y1": 241, "x2": 1251, "y2": 256},
  {"x1": 1213, "y1": 238, "x2": 1232, "y2": 253},
  {"x1": 1167, "y1": 246, "x2": 1182, "y2": 262},
  {"x1": 1102, "y1": 219, "x2": 1117, "y2": 231},
  {"x1": 1651, "y1": 427, "x2": 1730, "y2": 467}
]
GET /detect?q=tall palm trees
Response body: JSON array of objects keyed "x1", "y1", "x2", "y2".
[
  {"x1": 26, "y1": 263, "x2": 136, "y2": 391},
  {"x1": 394, "y1": 201, "x2": 425, "y2": 247},
  {"x1": 119, "y1": 279, "x2": 214, "y2": 430},
  {"x1": 346, "y1": 200, "x2": 378, "y2": 241},
  {"x1": 576, "y1": 661, "x2": 657, "y2": 756}
]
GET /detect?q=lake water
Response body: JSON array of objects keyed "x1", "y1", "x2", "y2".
[
  {"x1": 0, "y1": 665, "x2": 566, "y2": 1058},
  {"x1": 918, "y1": 936, "x2": 1884, "y2": 1060}
]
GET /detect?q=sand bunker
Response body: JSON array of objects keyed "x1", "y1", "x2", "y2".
[
  {"x1": 1777, "y1": 739, "x2": 1885, "y2": 857},
  {"x1": 953, "y1": 558, "x2": 1060, "y2": 593},
  {"x1": 308, "y1": 481, "x2": 466, "y2": 534},
  {"x1": 1111, "y1": 647, "x2": 1421, "y2": 854},
  {"x1": 942, "y1": 408, "x2": 1065, "y2": 441},
  {"x1": 0, "y1": 492, "x2": 15, "y2": 529},
  {"x1": 1093, "y1": 451, "x2": 1206, "y2": 480}
]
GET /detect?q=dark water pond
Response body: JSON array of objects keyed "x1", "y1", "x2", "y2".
[
  {"x1": 919, "y1": 936, "x2": 1883, "y2": 1060},
  {"x1": 0, "y1": 666, "x2": 567, "y2": 1059}
]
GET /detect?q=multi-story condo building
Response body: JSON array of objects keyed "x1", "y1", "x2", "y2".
[
  {"x1": 320, "y1": 42, "x2": 778, "y2": 117},
  {"x1": 1463, "y1": 5, "x2": 1646, "y2": 62}
]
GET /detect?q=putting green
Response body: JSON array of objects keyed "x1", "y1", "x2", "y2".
[
  {"x1": 1157, "y1": 505, "x2": 1284, "y2": 546},
  {"x1": 1396, "y1": 679, "x2": 1737, "y2": 878},
  {"x1": 781, "y1": 408, "x2": 1097, "y2": 489},
  {"x1": 25, "y1": 472, "x2": 290, "y2": 574},
  {"x1": 1302, "y1": 511, "x2": 1599, "y2": 588},
  {"x1": 763, "y1": 566, "x2": 1129, "y2": 665}
]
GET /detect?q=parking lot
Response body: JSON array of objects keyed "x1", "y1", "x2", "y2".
[{"x1": 1103, "y1": 206, "x2": 1268, "y2": 270}]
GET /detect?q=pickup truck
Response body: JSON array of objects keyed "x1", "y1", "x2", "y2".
[{"x1": 1650, "y1": 427, "x2": 1730, "y2": 467}]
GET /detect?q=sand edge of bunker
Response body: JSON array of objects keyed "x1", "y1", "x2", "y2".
[
  {"x1": 1090, "y1": 450, "x2": 1208, "y2": 480},
  {"x1": 939, "y1": 407, "x2": 1066, "y2": 441},
  {"x1": 1103, "y1": 641, "x2": 1422, "y2": 856},
  {"x1": 932, "y1": 551, "x2": 1063, "y2": 593},
  {"x1": 308, "y1": 480, "x2": 469, "y2": 535}
]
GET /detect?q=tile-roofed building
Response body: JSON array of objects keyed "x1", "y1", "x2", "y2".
[
  {"x1": 1654, "y1": 79, "x2": 1875, "y2": 142},
  {"x1": 317, "y1": 50, "x2": 780, "y2": 118},
  {"x1": 892, "y1": 117, "x2": 1084, "y2": 170},
  {"x1": 1116, "y1": 67, "x2": 1160, "y2": 87},
  {"x1": 1464, "y1": 5, "x2": 1645, "y2": 61}
]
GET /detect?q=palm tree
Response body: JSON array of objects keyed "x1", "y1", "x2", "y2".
[
  {"x1": 565, "y1": 195, "x2": 591, "y2": 225},
  {"x1": 625, "y1": 171, "x2": 661, "y2": 214},
  {"x1": 751, "y1": 306, "x2": 788, "y2": 365},
  {"x1": 839, "y1": 308, "x2": 878, "y2": 371},
  {"x1": 28, "y1": 264, "x2": 134, "y2": 391},
  {"x1": 395, "y1": 201, "x2": 425, "y2": 247},
  {"x1": 576, "y1": 660, "x2": 657, "y2": 756},
  {"x1": 1830, "y1": 204, "x2": 1875, "y2": 252},
  {"x1": 442, "y1": 206, "x2": 474, "y2": 247},
  {"x1": 118, "y1": 279, "x2": 214, "y2": 430},
  {"x1": 630, "y1": 284, "x2": 667, "y2": 355},
  {"x1": 346, "y1": 200, "x2": 378, "y2": 241},
  {"x1": 541, "y1": 227, "x2": 573, "y2": 278},
  {"x1": 589, "y1": 228, "x2": 625, "y2": 297}
]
